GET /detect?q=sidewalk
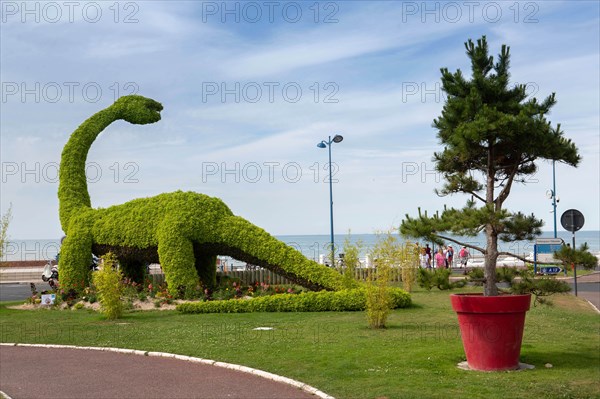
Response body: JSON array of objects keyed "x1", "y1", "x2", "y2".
[
  {"x1": 0, "y1": 344, "x2": 329, "y2": 399},
  {"x1": 0, "y1": 267, "x2": 44, "y2": 284}
]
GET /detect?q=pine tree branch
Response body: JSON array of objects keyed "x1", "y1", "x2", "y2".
[
  {"x1": 434, "y1": 234, "x2": 486, "y2": 254},
  {"x1": 495, "y1": 155, "x2": 536, "y2": 207},
  {"x1": 467, "y1": 191, "x2": 486, "y2": 203},
  {"x1": 495, "y1": 165, "x2": 519, "y2": 208}
]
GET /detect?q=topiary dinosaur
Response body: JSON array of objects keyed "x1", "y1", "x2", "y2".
[{"x1": 58, "y1": 95, "x2": 354, "y2": 295}]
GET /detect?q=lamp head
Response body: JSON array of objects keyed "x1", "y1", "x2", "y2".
[
  {"x1": 317, "y1": 141, "x2": 327, "y2": 148},
  {"x1": 332, "y1": 134, "x2": 344, "y2": 143}
]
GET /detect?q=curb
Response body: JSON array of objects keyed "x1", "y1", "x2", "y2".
[
  {"x1": 555, "y1": 271, "x2": 600, "y2": 281},
  {"x1": 585, "y1": 300, "x2": 600, "y2": 314},
  {"x1": 0, "y1": 390, "x2": 13, "y2": 399},
  {"x1": 0, "y1": 343, "x2": 335, "y2": 399}
]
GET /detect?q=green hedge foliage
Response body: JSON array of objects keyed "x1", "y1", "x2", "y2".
[
  {"x1": 57, "y1": 96, "x2": 354, "y2": 295},
  {"x1": 176, "y1": 287, "x2": 411, "y2": 314}
]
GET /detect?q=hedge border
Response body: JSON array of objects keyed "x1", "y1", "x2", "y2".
[{"x1": 176, "y1": 288, "x2": 411, "y2": 314}]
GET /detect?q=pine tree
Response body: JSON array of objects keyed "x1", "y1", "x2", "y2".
[
  {"x1": 554, "y1": 243, "x2": 598, "y2": 271},
  {"x1": 400, "y1": 36, "x2": 581, "y2": 296}
]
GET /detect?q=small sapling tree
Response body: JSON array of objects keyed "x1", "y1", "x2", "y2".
[
  {"x1": 0, "y1": 204, "x2": 13, "y2": 259},
  {"x1": 93, "y1": 252, "x2": 125, "y2": 319},
  {"x1": 342, "y1": 234, "x2": 363, "y2": 289}
]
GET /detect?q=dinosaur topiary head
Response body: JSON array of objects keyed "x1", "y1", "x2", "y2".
[{"x1": 113, "y1": 95, "x2": 163, "y2": 125}]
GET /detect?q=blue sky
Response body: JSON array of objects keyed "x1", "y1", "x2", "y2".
[{"x1": 1, "y1": 1, "x2": 599, "y2": 239}]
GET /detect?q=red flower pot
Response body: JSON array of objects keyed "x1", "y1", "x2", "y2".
[{"x1": 450, "y1": 293, "x2": 532, "y2": 371}]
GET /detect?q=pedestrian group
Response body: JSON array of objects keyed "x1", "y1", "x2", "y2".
[{"x1": 418, "y1": 243, "x2": 469, "y2": 269}]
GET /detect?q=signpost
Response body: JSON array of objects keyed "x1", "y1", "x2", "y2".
[
  {"x1": 40, "y1": 294, "x2": 56, "y2": 306},
  {"x1": 560, "y1": 209, "x2": 585, "y2": 296},
  {"x1": 539, "y1": 266, "x2": 562, "y2": 275},
  {"x1": 533, "y1": 237, "x2": 564, "y2": 275}
]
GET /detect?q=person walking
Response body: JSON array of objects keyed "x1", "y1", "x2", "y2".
[
  {"x1": 459, "y1": 246, "x2": 469, "y2": 267},
  {"x1": 446, "y1": 245, "x2": 454, "y2": 269},
  {"x1": 435, "y1": 249, "x2": 445, "y2": 269},
  {"x1": 419, "y1": 247, "x2": 428, "y2": 268},
  {"x1": 442, "y1": 246, "x2": 448, "y2": 268},
  {"x1": 425, "y1": 244, "x2": 432, "y2": 269}
]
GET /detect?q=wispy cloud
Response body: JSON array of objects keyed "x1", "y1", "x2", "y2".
[{"x1": 1, "y1": 1, "x2": 598, "y2": 237}]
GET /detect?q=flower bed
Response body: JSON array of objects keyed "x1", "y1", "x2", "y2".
[{"x1": 23, "y1": 277, "x2": 411, "y2": 314}]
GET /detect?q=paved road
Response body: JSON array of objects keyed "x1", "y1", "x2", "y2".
[
  {"x1": 0, "y1": 345, "x2": 321, "y2": 399},
  {"x1": 0, "y1": 283, "x2": 53, "y2": 302},
  {"x1": 567, "y1": 272, "x2": 600, "y2": 311}
]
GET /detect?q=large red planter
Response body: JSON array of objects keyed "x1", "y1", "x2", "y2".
[{"x1": 450, "y1": 293, "x2": 532, "y2": 371}]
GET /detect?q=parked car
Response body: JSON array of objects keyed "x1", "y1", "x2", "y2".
[
  {"x1": 497, "y1": 256, "x2": 526, "y2": 267},
  {"x1": 465, "y1": 258, "x2": 485, "y2": 268}
]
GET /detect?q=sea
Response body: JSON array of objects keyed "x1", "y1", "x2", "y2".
[{"x1": 2, "y1": 231, "x2": 599, "y2": 263}]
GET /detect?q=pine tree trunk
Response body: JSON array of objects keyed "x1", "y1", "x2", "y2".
[
  {"x1": 484, "y1": 225, "x2": 499, "y2": 296},
  {"x1": 484, "y1": 144, "x2": 498, "y2": 296}
]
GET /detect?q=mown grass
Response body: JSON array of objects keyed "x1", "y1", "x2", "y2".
[{"x1": 1, "y1": 288, "x2": 598, "y2": 399}]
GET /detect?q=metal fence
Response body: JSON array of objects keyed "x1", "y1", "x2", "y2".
[
  {"x1": 0, "y1": 266, "x2": 412, "y2": 286},
  {"x1": 147, "y1": 267, "x2": 410, "y2": 286}
]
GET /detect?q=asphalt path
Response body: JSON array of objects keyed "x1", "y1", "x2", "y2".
[{"x1": 0, "y1": 345, "x2": 318, "y2": 399}]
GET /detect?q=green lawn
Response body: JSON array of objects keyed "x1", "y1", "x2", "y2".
[{"x1": 1, "y1": 289, "x2": 598, "y2": 399}]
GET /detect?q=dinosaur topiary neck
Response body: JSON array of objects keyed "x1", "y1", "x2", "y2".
[{"x1": 58, "y1": 106, "x2": 119, "y2": 233}]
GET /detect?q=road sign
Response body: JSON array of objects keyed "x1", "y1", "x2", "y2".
[
  {"x1": 534, "y1": 238, "x2": 564, "y2": 264},
  {"x1": 539, "y1": 266, "x2": 562, "y2": 275},
  {"x1": 560, "y1": 209, "x2": 585, "y2": 297},
  {"x1": 561, "y1": 209, "x2": 584, "y2": 233},
  {"x1": 536, "y1": 238, "x2": 564, "y2": 245}
]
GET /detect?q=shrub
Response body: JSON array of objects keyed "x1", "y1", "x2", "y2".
[
  {"x1": 92, "y1": 253, "x2": 125, "y2": 319},
  {"x1": 417, "y1": 268, "x2": 467, "y2": 290},
  {"x1": 554, "y1": 242, "x2": 599, "y2": 270},
  {"x1": 365, "y1": 262, "x2": 392, "y2": 328},
  {"x1": 342, "y1": 235, "x2": 363, "y2": 289},
  {"x1": 176, "y1": 288, "x2": 411, "y2": 314},
  {"x1": 509, "y1": 268, "x2": 571, "y2": 306},
  {"x1": 365, "y1": 231, "x2": 399, "y2": 328},
  {"x1": 400, "y1": 242, "x2": 420, "y2": 292},
  {"x1": 497, "y1": 266, "x2": 520, "y2": 283},
  {"x1": 466, "y1": 266, "x2": 571, "y2": 306}
]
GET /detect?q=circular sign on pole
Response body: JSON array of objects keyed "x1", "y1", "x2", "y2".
[{"x1": 560, "y1": 209, "x2": 584, "y2": 233}]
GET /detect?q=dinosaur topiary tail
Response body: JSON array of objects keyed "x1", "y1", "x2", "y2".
[{"x1": 214, "y1": 215, "x2": 356, "y2": 291}]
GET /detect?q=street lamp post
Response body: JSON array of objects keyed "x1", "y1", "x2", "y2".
[
  {"x1": 317, "y1": 134, "x2": 343, "y2": 266},
  {"x1": 547, "y1": 160, "x2": 563, "y2": 274},
  {"x1": 552, "y1": 160, "x2": 557, "y2": 238},
  {"x1": 546, "y1": 160, "x2": 559, "y2": 238}
]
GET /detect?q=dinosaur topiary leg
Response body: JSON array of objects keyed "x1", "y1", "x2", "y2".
[
  {"x1": 59, "y1": 229, "x2": 93, "y2": 293},
  {"x1": 157, "y1": 224, "x2": 199, "y2": 296}
]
